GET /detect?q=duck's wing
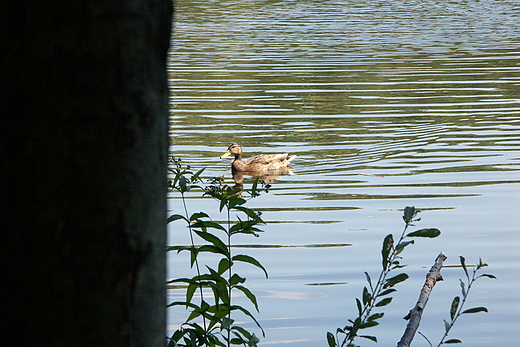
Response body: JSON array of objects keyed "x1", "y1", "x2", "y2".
[
  {"x1": 270, "y1": 153, "x2": 296, "y2": 164},
  {"x1": 245, "y1": 153, "x2": 292, "y2": 165}
]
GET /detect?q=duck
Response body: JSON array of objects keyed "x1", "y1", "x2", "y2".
[{"x1": 220, "y1": 143, "x2": 296, "y2": 172}]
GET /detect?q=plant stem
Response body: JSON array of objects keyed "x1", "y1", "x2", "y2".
[
  {"x1": 181, "y1": 191, "x2": 208, "y2": 333},
  {"x1": 436, "y1": 267, "x2": 477, "y2": 347},
  {"x1": 342, "y1": 219, "x2": 412, "y2": 347},
  {"x1": 226, "y1": 203, "x2": 232, "y2": 347}
]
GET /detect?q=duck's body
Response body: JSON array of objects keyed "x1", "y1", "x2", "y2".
[{"x1": 220, "y1": 143, "x2": 296, "y2": 172}]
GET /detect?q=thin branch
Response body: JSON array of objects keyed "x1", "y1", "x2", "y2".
[
  {"x1": 397, "y1": 252, "x2": 447, "y2": 347},
  {"x1": 341, "y1": 221, "x2": 413, "y2": 347},
  {"x1": 181, "y1": 192, "x2": 208, "y2": 333}
]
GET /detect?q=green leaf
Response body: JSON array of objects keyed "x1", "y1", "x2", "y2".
[
  {"x1": 459, "y1": 279, "x2": 466, "y2": 297},
  {"x1": 232, "y1": 254, "x2": 268, "y2": 278},
  {"x1": 167, "y1": 300, "x2": 200, "y2": 310},
  {"x1": 364, "y1": 272, "x2": 373, "y2": 291},
  {"x1": 360, "y1": 320, "x2": 379, "y2": 329},
  {"x1": 229, "y1": 273, "x2": 246, "y2": 286},
  {"x1": 230, "y1": 305, "x2": 265, "y2": 336},
  {"x1": 186, "y1": 307, "x2": 202, "y2": 322},
  {"x1": 248, "y1": 333, "x2": 260, "y2": 346},
  {"x1": 187, "y1": 282, "x2": 198, "y2": 306},
  {"x1": 190, "y1": 247, "x2": 198, "y2": 267},
  {"x1": 167, "y1": 214, "x2": 187, "y2": 224},
  {"x1": 218, "y1": 258, "x2": 232, "y2": 275},
  {"x1": 360, "y1": 335, "x2": 377, "y2": 342},
  {"x1": 231, "y1": 325, "x2": 253, "y2": 340},
  {"x1": 230, "y1": 219, "x2": 259, "y2": 234},
  {"x1": 403, "y1": 206, "x2": 416, "y2": 224},
  {"x1": 167, "y1": 277, "x2": 192, "y2": 285},
  {"x1": 235, "y1": 285, "x2": 259, "y2": 311},
  {"x1": 356, "y1": 298, "x2": 363, "y2": 315},
  {"x1": 189, "y1": 211, "x2": 210, "y2": 221},
  {"x1": 378, "y1": 288, "x2": 396, "y2": 297},
  {"x1": 220, "y1": 316, "x2": 234, "y2": 330},
  {"x1": 179, "y1": 175, "x2": 189, "y2": 193},
  {"x1": 350, "y1": 317, "x2": 362, "y2": 336},
  {"x1": 205, "y1": 278, "x2": 229, "y2": 306},
  {"x1": 168, "y1": 245, "x2": 198, "y2": 257},
  {"x1": 445, "y1": 339, "x2": 462, "y2": 344},
  {"x1": 172, "y1": 303, "x2": 212, "y2": 325},
  {"x1": 462, "y1": 307, "x2": 488, "y2": 314},
  {"x1": 477, "y1": 257, "x2": 487, "y2": 269},
  {"x1": 326, "y1": 332, "x2": 336, "y2": 347},
  {"x1": 251, "y1": 177, "x2": 260, "y2": 195},
  {"x1": 192, "y1": 220, "x2": 227, "y2": 232},
  {"x1": 395, "y1": 240, "x2": 415, "y2": 251},
  {"x1": 450, "y1": 296, "x2": 460, "y2": 320},
  {"x1": 209, "y1": 301, "x2": 229, "y2": 318},
  {"x1": 460, "y1": 256, "x2": 469, "y2": 280},
  {"x1": 230, "y1": 223, "x2": 263, "y2": 237},
  {"x1": 198, "y1": 245, "x2": 228, "y2": 257},
  {"x1": 206, "y1": 265, "x2": 228, "y2": 282},
  {"x1": 392, "y1": 264, "x2": 407, "y2": 270},
  {"x1": 191, "y1": 167, "x2": 205, "y2": 182},
  {"x1": 219, "y1": 197, "x2": 227, "y2": 212},
  {"x1": 478, "y1": 273, "x2": 497, "y2": 280},
  {"x1": 362, "y1": 286, "x2": 371, "y2": 306},
  {"x1": 384, "y1": 273, "x2": 409, "y2": 288},
  {"x1": 230, "y1": 337, "x2": 244, "y2": 345},
  {"x1": 375, "y1": 297, "x2": 393, "y2": 307},
  {"x1": 234, "y1": 205, "x2": 264, "y2": 223},
  {"x1": 367, "y1": 312, "x2": 384, "y2": 321},
  {"x1": 382, "y1": 234, "x2": 394, "y2": 270},
  {"x1": 406, "y1": 228, "x2": 441, "y2": 238},
  {"x1": 228, "y1": 196, "x2": 247, "y2": 209},
  {"x1": 169, "y1": 329, "x2": 187, "y2": 346},
  {"x1": 477, "y1": 258, "x2": 488, "y2": 270},
  {"x1": 444, "y1": 319, "x2": 450, "y2": 332},
  {"x1": 194, "y1": 230, "x2": 229, "y2": 257}
]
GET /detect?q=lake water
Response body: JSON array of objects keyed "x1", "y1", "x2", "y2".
[{"x1": 166, "y1": 0, "x2": 520, "y2": 345}]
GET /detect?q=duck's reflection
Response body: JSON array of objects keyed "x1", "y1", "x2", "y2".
[{"x1": 231, "y1": 167, "x2": 294, "y2": 194}]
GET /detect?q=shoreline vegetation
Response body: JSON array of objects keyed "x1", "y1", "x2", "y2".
[{"x1": 167, "y1": 160, "x2": 495, "y2": 347}]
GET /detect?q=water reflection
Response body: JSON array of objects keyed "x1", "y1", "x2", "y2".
[{"x1": 231, "y1": 168, "x2": 295, "y2": 193}]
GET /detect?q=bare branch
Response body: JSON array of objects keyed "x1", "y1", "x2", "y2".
[{"x1": 397, "y1": 252, "x2": 447, "y2": 347}]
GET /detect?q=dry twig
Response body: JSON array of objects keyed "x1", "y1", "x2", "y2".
[{"x1": 397, "y1": 252, "x2": 447, "y2": 347}]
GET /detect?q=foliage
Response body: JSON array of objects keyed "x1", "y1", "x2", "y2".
[
  {"x1": 167, "y1": 158, "x2": 268, "y2": 347},
  {"x1": 166, "y1": 160, "x2": 495, "y2": 347},
  {"x1": 418, "y1": 257, "x2": 496, "y2": 347},
  {"x1": 327, "y1": 206, "x2": 441, "y2": 347}
]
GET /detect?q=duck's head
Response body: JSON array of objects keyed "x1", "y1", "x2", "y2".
[{"x1": 220, "y1": 143, "x2": 243, "y2": 159}]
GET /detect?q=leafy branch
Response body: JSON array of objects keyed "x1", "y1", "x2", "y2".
[
  {"x1": 167, "y1": 158, "x2": 268, "y2": 347},
  {"x1": 427, "y1": 257, "x2": 496, "y2": 346},
  {"x1": 328, "y1": 206, "x2": 441, "y2": 347},
  {"x1": 167, "y1": 162, "x2": 495, "y2": 347}
]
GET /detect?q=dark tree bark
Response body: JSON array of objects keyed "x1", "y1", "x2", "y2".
[{"x1": 1, "y1": 1, "x2": 173, "y2": 346}]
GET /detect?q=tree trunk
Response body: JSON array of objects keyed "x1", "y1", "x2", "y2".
[{"x1": 1, "y1": 1, "x2": 173, "y2": 346}]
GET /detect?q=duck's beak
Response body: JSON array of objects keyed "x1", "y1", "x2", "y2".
[{"x1": 220, "y1": 150, "x2": 231, "y2": 159}]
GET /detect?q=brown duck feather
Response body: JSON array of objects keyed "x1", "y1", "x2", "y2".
[{"x1": 220, "y1": 143, "x2": 296, "y2": 172}]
